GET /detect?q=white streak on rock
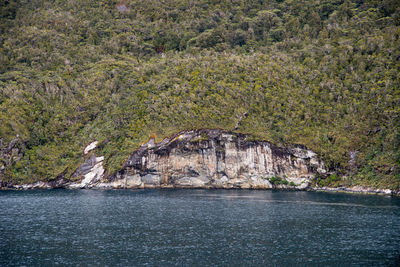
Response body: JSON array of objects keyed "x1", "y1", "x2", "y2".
[
  {"x1": 84, "y1": 141, "x2": 98, "y2": 154},
  {"x1": 69, "y1": 156, "x2": 104, "y2": 189}
]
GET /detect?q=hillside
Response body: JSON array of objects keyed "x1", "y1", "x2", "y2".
[{"x1": 0, "y1": 0, "x2": 399, "y2": 189}]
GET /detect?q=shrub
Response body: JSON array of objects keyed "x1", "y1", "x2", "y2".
[
  {"x1": 268, "y1": 176, "x2": 290, "y2": 185},
  {"x1": 315, "y1": 174, "x2": 342, "y2": 187}
]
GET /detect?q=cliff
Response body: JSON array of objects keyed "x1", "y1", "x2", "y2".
[
  {"x1": 4, "y1": 129, "x2": 399, "y2": 195},
  {"x1": 75, "y1": 129, "x2": 326, "y2": 189}
]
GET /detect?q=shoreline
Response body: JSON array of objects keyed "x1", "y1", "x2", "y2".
[
  {"x1": 308, "y1": 186, "x2": 399, "y2": 197},
  {"x1": 3, "y1": 130, "x2": 398, "y2": 197},
  {"x1": 1, "y1": 183, "x2": 399, "y2": 197}
]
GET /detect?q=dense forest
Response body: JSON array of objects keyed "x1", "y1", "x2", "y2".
[{"x1": 0, "y1": 0, "x2": 399, "y2": 189}]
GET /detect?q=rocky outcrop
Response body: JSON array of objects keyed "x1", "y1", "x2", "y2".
[
  {"x1": 1, "y1": 142, "x2": 105, "y2": 190},
  {"x1": 94, "y1": 129, "x2": 326, "y2": 189},
  {"x1": 84, "y1": 141, "x2": 98, "y2": 155},
  {"x1": 68, "y1": 154, "x2": 104, "y2": 189},
  {"x1": 2, "y1": 129, "x2": 399, "y2": 196}
]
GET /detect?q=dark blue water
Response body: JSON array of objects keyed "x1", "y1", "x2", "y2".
[{"x1": 1, "y1": 189, "x2": 399, "y2": 266}]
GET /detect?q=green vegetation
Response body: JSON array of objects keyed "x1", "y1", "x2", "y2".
[
  {"x1": 268, "y1": 176, "x2": 289, "y2": 186},
  {"x1": 190, "y1": 133, "x2": 210, "y2": 143},
  {"x1": 0, "y1": 0, "x2": 399, "y2": 189},
  {"x1": 314, "y1": 173, "x2": 343, "y2": 187}
]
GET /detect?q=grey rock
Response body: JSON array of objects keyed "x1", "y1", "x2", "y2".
[
  {"x1": 72, "y1": 154, "x2": 97, "y2": 177},
  {"x1": 348, "y1": 150, "x2": 359, "y2": 170},
  {"x1": 114, "y1": 129, "x2": 327, "y2": 189},
  {"x1": 141, "y1": 173, "x2": 161, "y2": 185},
  {"x1": 6, "y1": 138, "x2": 19, "y2": 153}
]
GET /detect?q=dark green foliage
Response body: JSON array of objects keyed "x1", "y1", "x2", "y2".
[
  {"x1": 268, "y1": 177, "x2": 280, "y2": 185},
  {"x1": 315, "y1": 173, "x2": 343, "y2": 187},
  {"x1": 268, "y1": 176, "x2": 289, "y2": 185},
  {"x1": 0, "y1": 0, "x2": 399, "y2": 189}
]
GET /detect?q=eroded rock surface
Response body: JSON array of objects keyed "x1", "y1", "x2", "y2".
[
  {"x1": 68, "y1": 154, "x2": 104, "y2": 189},
  {"x1": 96, "y1": 130, "x2": 326, "y2": 189},
  {"x1": 1, "y1": 130, "x2": 330, "y2": 190},
  {"x1": 84, "y1": 141, "x2": 98, "y2": 155}
]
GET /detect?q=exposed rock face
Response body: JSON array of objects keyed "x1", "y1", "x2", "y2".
[
  {"x1": 96, "y1": 130, "x2": 326, "y2": 189},
  {"x1": 84, "y1": 141, "x2": 98, "y2": 155},
  {"x1": 2, "y1": 129, "x2": 398, "y2": 195},
  {"x1": 68, "y1": 154, "x2": 104, "y2": 189},
  {"x1": 348, "y1": 150, "x2": 359, "y2": 172}
]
